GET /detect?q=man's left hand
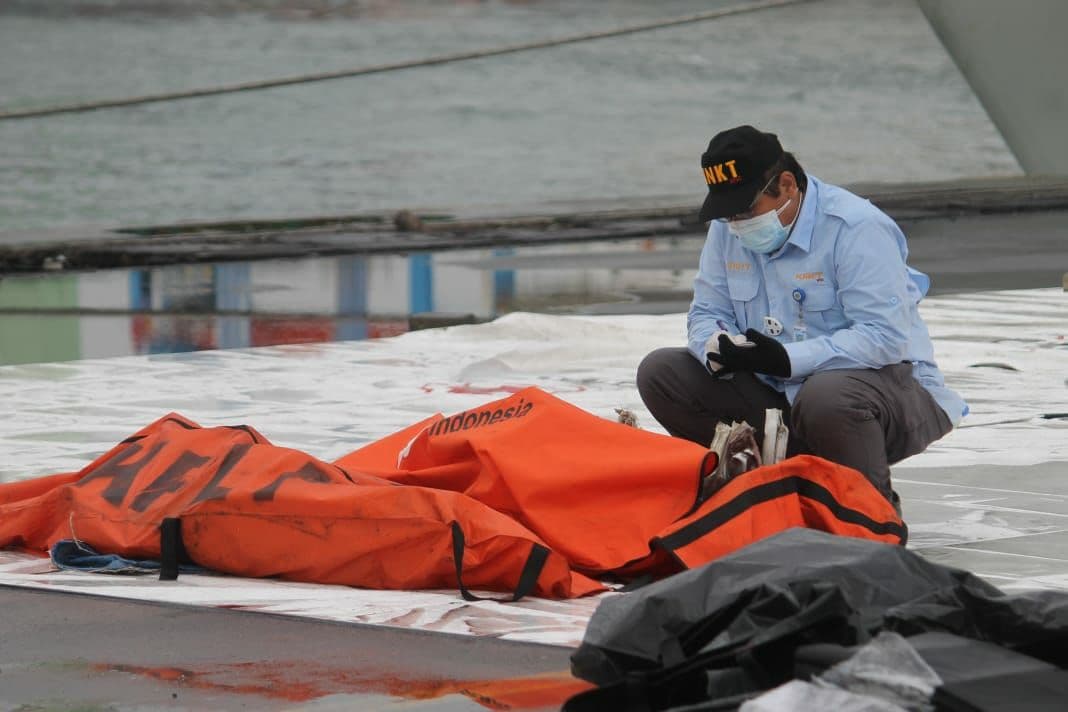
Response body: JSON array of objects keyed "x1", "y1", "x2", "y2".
[{"x1": 708, "y1": 328, "x2": 791, "y2": 378}]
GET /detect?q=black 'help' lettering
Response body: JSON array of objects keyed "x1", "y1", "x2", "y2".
[
  {"x1": 76, "y1": 441, "x2": 167, "y2": 507},
  {"x1": 191, "y1": 443, "x2": 252, "y2": 504},
  {"x1": 130, "y1": 450, "x2": 212, "y2": 512},
  {"x1": 252, "y1": 462, "x2": 332, "y2": 502}
]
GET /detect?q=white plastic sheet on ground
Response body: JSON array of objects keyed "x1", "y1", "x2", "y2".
[{"x1": 1, "y1": 288, "x2": 1066, "y2": 645}]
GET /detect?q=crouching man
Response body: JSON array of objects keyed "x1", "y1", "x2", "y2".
[{"x1": 637, "y1": 125, "x2": 966, "y2": 513}]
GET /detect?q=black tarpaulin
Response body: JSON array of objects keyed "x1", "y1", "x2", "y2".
[
  {"x1": 567, "y1": 528, "x2": 1068, "y2": 712},
  {"x1": 933, "y1": 668, "x2": 1068, "y2": 712},
  {"x1": 796, "y1": 631, "x2": 1057, "y2": 685}
]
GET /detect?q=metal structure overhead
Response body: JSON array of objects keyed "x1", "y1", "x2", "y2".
[{"x1": 918, "y1": 0, "x2": 1068, "y2": 175}]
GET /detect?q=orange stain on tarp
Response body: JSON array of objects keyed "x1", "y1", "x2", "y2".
[{"x1": 94, "y1": 662, "x2": 593, "y2": 709}]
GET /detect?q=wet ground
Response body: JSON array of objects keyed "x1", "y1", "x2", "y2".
[
  {"x1": 0, "y1": 585, "x2": 586, "y2": 711},
  {"x1": 0, "y1": 584, "x2": 589, "y2": 712}
]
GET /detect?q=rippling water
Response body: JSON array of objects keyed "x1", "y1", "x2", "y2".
[{"x1": 0, "y1": 0, "x2": 1020, "y2": 232}]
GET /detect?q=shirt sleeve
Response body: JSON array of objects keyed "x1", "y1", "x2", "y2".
[
  {"x1": 687, "y1": 224, "x2": 739, "y2": 366},
  {"x1": 783, "y1": 218, "x2": 913, "y2": 378}
]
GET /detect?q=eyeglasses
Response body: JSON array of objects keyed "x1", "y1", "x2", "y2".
[{"x1": 720, "y1": 172, "x2": 781, "y2": 223}]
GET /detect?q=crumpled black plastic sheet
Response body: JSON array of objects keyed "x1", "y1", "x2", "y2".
[{"x1": 567, "y1": 528, "x2": 1068, "y2": 711}]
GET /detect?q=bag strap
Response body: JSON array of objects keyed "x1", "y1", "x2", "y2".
[
  {"x1": 657, "y1": 476, "x2": 907, "y2": 555},
  {"x1": 159, "y1": 516, "x2": 188, "y2": 581},
  {"x1": 159, "y1": 515, "x2": 553, "y2": 598},
  {"x1": 450, "y1": 521, "x2": 549, "y2": 602}
]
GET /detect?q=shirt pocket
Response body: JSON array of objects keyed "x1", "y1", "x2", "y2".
[
  {"x1": 726, "y1": 275, "x2": 760, "y2": 329},
  {"x1": 800, "y1": 284, "x2": 846, "y2": 331}
]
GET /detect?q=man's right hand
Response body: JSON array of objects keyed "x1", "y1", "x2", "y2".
[
  {"x1": 709, "y1": 328, "x2": 790, "y2": 378},
  {"x1": 705, "y1": 330, "x2": 752, "y2": 373}
]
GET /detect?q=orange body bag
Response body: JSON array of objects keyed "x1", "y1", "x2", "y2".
[{"x1": 0, "y1": 388, "x2": 904, "y2": 599}]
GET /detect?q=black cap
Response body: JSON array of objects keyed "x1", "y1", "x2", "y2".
[{"x1": 698, "y1": 125, "x2": 784, "y2": 221}]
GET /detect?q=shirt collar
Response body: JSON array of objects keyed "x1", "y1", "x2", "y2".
[{"x1": 783, "y1": 176, "x2": 820, "y2": 253}]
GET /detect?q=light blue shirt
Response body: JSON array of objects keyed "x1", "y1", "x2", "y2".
[{"x1": 687, "y1": 176, "x2": 967, "y2": 426}]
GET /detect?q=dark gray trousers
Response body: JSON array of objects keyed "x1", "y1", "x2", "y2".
[{"x1": 636, "y1": 347, "x2": 952, "y2": 500}]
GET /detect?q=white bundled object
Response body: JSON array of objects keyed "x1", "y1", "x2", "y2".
[
  {"x1": 816, "y1": 632, "x2": 942, "y2": 711},
  {"x1": 739, "y1": 680, "x2": 908, "y2": 712},
  {"x1": 761, "y1": 408, "x2": 789, "y2": 465},
  {"x1": 703, "y1": 412, "x2": 787, "y2": 500},
  {"x1": 703, "y1": 420, "x2": 763, "y2": 499}
]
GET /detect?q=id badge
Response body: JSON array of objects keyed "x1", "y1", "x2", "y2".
[{"x1": 793, "y1": 324, "x2": 808, "y2": 342}]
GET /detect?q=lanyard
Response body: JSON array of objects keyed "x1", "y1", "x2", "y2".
[{"x1": 791, "y1": 287, "x2": 807, "y2": 341}]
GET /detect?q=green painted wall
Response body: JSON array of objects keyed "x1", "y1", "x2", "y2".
[{"x1": 0, "y1": 276, "x2": 81, "y2": 365}]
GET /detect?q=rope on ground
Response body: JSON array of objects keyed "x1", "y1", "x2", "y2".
[{"x1": 0, "y1": 0, "x2": 815, "y2": 122}]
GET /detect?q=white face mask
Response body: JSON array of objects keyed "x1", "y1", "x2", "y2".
[{"x1": 727, "y1": 196, "x2": 798, "y2": 254}]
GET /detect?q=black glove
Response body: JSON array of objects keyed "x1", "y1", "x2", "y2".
[{"x1": 708, "y1": 328, "x2": 791, "y2": 378}]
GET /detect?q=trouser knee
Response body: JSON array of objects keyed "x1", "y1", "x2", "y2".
[
  {"x1": 790, "y1": 385, "x2": 855, "y2": 442},
  {"x1": 791, "y1": 371, "x2": 892, "y2": 497},
  {"x1": 636, "y1": 348, "x2": 685, "y2": 405}
]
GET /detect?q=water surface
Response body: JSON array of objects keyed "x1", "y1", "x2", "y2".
[{"x1": 0, "y1": 0, "x2": 1019, "y2": 232}]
